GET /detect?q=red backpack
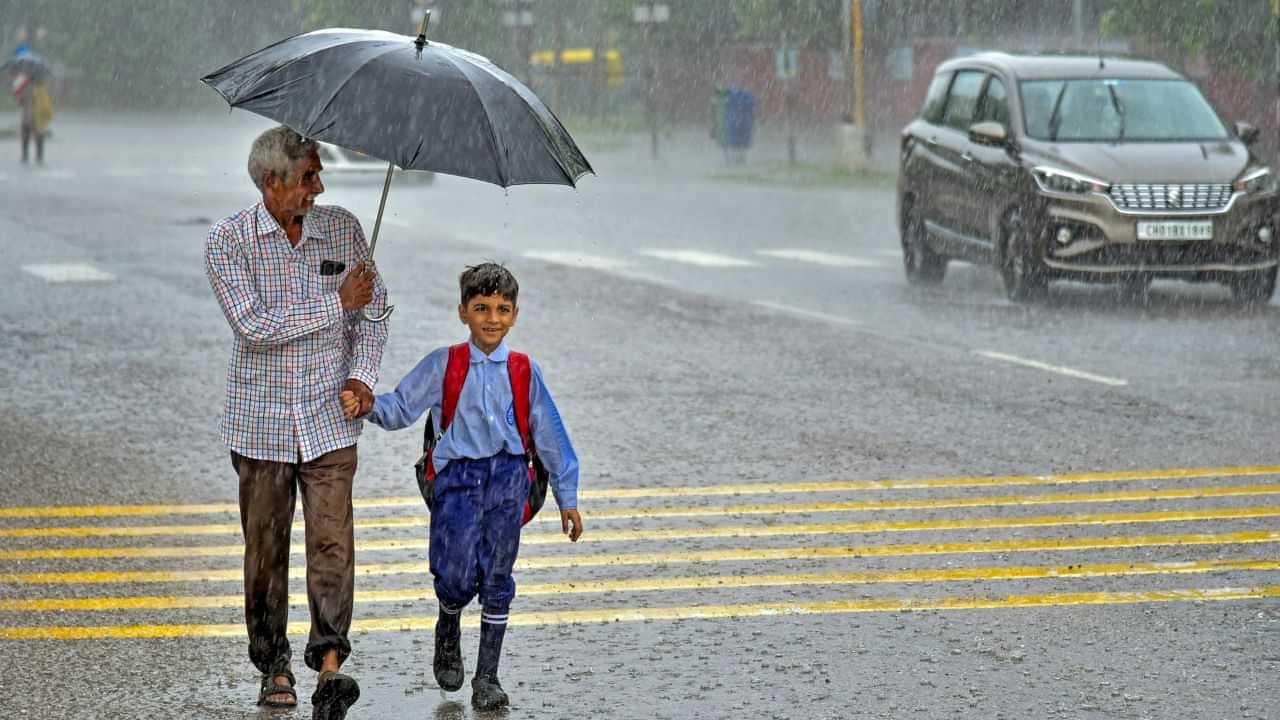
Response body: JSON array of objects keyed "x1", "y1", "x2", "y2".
[{"x1": 413, "y1": 343, "x2": 550, "y2": 526}]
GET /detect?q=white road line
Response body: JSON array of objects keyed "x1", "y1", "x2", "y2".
[
  {"x1": 639, "y1": 249, "x2": 758, "y2": 268},
  {"x1": 39, "y1": 169, "x2": 75, "y2": 180},
  {"x1": 753, "y1": 301, "x2": 858, "y2": 325},
  {"x1": 874, "y1": 249, "x2": 902, "y2": 258},
  {"x1": 524, "y1": 250, "x2": 630, "y2": 271},
  {"x1": 104, "y1": 168, "x2": 145, "y2": 178},
  {"x1": 21, "y1": 263, "x2": 116, "y2": 283},
  {"x1": 975, "y1": 350, "x2": 1128, "y2": 387},
  {"x1": 755, "y1": 249, "x2": 882, "y2": 268}
]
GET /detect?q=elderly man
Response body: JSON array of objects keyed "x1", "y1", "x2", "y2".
[{"x1": 205, "y1": 125, "x2": 388, "y2": 719}]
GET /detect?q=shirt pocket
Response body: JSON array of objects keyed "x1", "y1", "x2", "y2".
[{"x1": 307, "y1": 264, "x2": 344, "y2": 300}]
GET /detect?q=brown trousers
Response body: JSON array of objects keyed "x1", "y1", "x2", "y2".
[{"x1": 231, "y1": 446, "x2": 357, "y2": 674}]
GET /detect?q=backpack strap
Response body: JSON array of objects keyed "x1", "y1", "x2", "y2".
[
  {"x1": 506, "y1": 351, "x2": 533, "y2": 455},
  {"x1": 424, "y1": 343, "x2": 472, "y2": 481},
  {"x1": 441, "y1": 343, "x2": 472, "y2": 431}
]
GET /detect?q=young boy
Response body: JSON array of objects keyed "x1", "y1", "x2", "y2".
[{"x1": 341, "y1": 262, "x2": 583, "y2": 711}]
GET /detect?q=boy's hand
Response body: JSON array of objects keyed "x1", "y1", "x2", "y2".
[
  {"x1": 560, "y1": 509, "x2": 583, "y2": 542},
  {"x1": 339, "y1": 391, "x2": 361, "y2": 420},
  {"x1": 340, "y1": 379, "x2": 373, "y2": 420}
]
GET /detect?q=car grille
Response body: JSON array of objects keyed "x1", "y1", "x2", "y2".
[{"x1": 1108, "y1": 183, "x2": 1233, "y2": 211}]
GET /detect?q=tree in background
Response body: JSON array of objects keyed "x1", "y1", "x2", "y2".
[{"x1": 1100, "y1": 0, "x2": 1274, "y2": 78}]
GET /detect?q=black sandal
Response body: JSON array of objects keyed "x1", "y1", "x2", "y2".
[
  {"x1": 311, "y1": 670, "x2": 360, "y2": 720},
  {"x1": 257, "y1": 667, "x2": 298, "y2": 708}
]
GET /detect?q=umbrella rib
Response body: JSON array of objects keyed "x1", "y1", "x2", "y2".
[
  {"x1": 302, "y1": 42, "x2": 406, "y2": 147},
  {"x1": 461, "y1": 59, "x2": 584, "y2": 187},
  {"x1": 437, "y1": 52, "x2": 510, "y2": 187}
]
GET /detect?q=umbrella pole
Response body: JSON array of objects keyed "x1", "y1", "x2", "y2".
[
  {"x1": 359, "y1": 162, "x2": 397, "y2": 323},
  {"x1": 368, "y1": 161, "x2": 395, "y2": 257}
]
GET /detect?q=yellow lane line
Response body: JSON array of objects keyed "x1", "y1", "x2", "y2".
[
  {"x1": 5, "y1": 529, "x2": 1279, "y2": 585},
  {"x1": 2, "y1": 464, "x2": 1277, "y2": 519},
  {"x1": 4, "y1": 558, "x2": 1278, "y2": 613},
  {"x1": 4, "y1": 505, "x2": 1279, "y2": 562},
  {"x1": 6, "y1": 482, "x2": 1279, "y2": 539},
  {"x1": 3, "y1": 585, "x2": 1277, "y2": 640}
]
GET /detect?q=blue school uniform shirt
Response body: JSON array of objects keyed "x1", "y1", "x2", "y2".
[{"x1": 368, "y1": 340, "x2": 579, "y2": 509}]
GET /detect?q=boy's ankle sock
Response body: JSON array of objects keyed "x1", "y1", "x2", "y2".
[{"x1": 475, "y1": 617, "x2": 507, "y2": 678}]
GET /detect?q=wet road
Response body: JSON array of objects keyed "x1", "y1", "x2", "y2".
[{"x1": 1, "y1": 112, "x2": 1278, "y2": 719}]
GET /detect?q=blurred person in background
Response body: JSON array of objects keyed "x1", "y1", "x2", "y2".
[{"x1": 8, "y1": 37, "x2": 54, "y2": 164}]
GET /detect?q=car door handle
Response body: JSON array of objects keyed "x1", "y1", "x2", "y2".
[
  {"x1": 961, "y1": 152, "x2": 975, "y2": 163},
  {"x1": 926, "y1": 136, "x2": 938, "y2": 146}
]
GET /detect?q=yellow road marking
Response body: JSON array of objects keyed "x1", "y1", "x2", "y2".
[
  {"x1": 2, "y1": 584, "x2": 1277, "y2": 640},
  {"x1": 5, "y1": 482, "x2": 1279, "y2": 539},
  {"x1": 1, "y1": 464, "x2": 1277, "y2": 519},
  {"x1": 5, "y1": 529, "x2": 1279, "y2": 585},
  {"x1": 4, "y1": 557, "x2": 1277, "y2": 613},
  {"x1": 4, "y1": 504, "x2": 1279, "y2": 562}
]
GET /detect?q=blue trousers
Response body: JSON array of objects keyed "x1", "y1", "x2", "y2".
[{"x1": 430, "y1": 453, "x2": 530, "y2": 618}]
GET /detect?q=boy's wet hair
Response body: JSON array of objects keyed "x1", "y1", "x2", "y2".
[{"x1": 460, "y1": 263, "x2": 519, "y2": 305}]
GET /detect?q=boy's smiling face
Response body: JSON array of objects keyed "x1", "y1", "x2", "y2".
[{"x1": 459, "y1": 293, "x2": 518, "y2": 354}]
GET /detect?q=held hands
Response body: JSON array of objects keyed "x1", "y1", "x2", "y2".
[
  {"x1": 338, "y1": 262, "x2": 374, "y2": 311},
  {"x1": 561, "y1": 508, "x2": 584, "y2": 542},
  {"x1": 340, "y1": 379, "x2": 374, "y2": 420}
]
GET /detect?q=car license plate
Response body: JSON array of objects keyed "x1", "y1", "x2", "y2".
[{"x1": 1136, "y1": 220, "x2": 1213, "y2": 241}]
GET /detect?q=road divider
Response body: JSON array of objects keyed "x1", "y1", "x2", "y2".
[
  {"x1": 3, "y1": 584, "x2": 1276, "y2": 640},
  {"x1": 975, "y1": 349, "x2": 1128, "y2": 386},
  {"x1": 3, "y1": 464, "x2": 1278, "y2": 521},
  {"x1": 4, "y1": 557, "x2": 1276, "y2": 613},
  {"x1": 6, "y1": 529, "x2": 1279, "y2": 586},
  {"x1": 4, "y1": 504, "x2": 1280, "y2": 562},
  {"x1": 6, "y1": 482, "x2": 1278, "y2": 540}
]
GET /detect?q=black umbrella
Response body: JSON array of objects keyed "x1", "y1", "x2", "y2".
[
  {"x1": 201, "y1": 14, "x2": 593, "y2": 321},
  {"x1": 3, "y1": 54, "x2": 51, "y2": 83}
]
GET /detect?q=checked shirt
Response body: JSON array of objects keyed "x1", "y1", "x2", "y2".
[{"x1": 205, "y1": 202, "x2": 388, "y2": 463}]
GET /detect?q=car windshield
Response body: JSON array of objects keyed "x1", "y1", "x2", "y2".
[{"x1": 1020, "y1": 79, "x2": 1229, "y2": 142}]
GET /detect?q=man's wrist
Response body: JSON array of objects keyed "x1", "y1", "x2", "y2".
[{"x1": 345, "y1": 375, "x2": 375, "y2": 393}]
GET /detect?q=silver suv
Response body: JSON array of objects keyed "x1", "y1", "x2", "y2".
[{"x1": 897, "y1": 52, "x2": 1279, "y2": 303}]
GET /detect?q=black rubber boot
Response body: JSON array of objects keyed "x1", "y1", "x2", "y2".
[
  {"x1": 311, "y1": 671, "x2": 359, "y2": 720},
  {"x1": 471, "y1": 673, "x2": 510, "y2": 711},
  {"x1": 434, "y1": 614, "x2": 465, "y2": 691}
]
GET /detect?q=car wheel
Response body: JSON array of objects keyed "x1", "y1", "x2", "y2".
[
  {"x1": 1229, "y1": 267, "x2": 1277, "y2": 306},
  {"x1": 999, "y1": 208, "x2": 1047, "y2": 302},
  {"x1": 901, "y1": 207, "x2": 947, "y2": 286}
]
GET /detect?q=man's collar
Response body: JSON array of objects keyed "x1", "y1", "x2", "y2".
[
  {"x1": 469, "y1": 340, "x2": 509, "y2": 363},
  {"x1": 254, "y1": 202, "x2": 329, "y2": 242}
]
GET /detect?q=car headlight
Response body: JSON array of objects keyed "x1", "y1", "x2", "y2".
[
  {"x1": 1031, "y1": 166, "x2": 1110, "y2": 195},
  {"x1": 1234, "y1": 167, "x2": 1277, "y2": 194}
]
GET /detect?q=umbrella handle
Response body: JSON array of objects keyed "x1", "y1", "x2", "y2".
[{"x1": 360, "y1": 305, "x2": 395, "y2": 322}]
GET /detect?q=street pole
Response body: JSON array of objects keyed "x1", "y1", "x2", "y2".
[
  {"x1": 1072, "y1": 0, "x2": 1084, "y2": 49},
  {"x1": 842, "y1": 0, "x2": 851, "y2": 90},
  {"x1": 853, "y1": 0, "x2": 864, "y2": 129},
  {"x1": 1274, "y1": 0, "x2": 1280, "y2": 163},
  {"x1": 634, "y1": 3, "x2": 668, "y2": 160}
]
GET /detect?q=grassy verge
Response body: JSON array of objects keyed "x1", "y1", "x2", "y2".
[
  {"x1": 711, "y1": 161, "x2": 897, "y2": 189},
  {"x1": 557, "y1": 113, "x2": 652, "y2": 153}
]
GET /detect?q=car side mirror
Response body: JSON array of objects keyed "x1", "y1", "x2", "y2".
[
  {"x1": 1235, "y1": 122, "x2": 1259, "y2": 146},
  {"x1": 969, "y1": 121, "x2": 1008, "y2": 147}
]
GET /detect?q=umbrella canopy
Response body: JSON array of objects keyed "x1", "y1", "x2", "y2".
[
  {"x1": 201, "y1": 27, "x2": 592, "y2": 188},
  {"x1": 2, "y1": 54, "x2": 51, "y2": 83}
]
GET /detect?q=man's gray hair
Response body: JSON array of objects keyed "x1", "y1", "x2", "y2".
[{"x1": 247, "y1": 126, "x2": 318, "y2": 191}]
